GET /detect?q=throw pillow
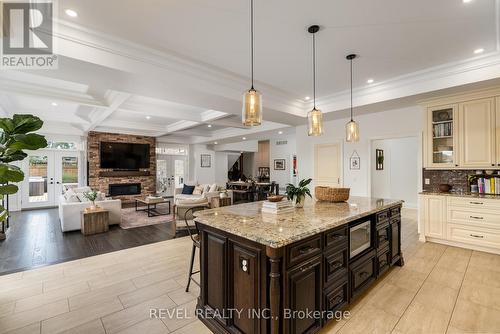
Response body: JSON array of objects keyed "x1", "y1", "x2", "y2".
[
  {"x1": 209, "y1": 183, "x2": 218, "y2": 193},
  {"x1": 66, "y1": 194, "x2": 80, "y2": 203},
  {"x1": 64, "y1": 189, "x2": 75, "y2": 200},
  {"x1": 73, "y1": 186, "x2": 92, "y2": 194},
  {"x1": 193, "y1": 185, "x2": 204, "y2": 195},
  {"x1": 202, "y1": 184, "x2": 210, "y2": 194},
  {"x1": 76, "y1": 193, "x2": 89, "y2": 202},
  {"x1": 181, "y1": 184, "x2": 195, "y2": 195}
]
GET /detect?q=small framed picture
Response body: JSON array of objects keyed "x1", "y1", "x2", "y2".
[
  {"x1": 274, "y1": 159, "x2": 286, "y2": 170},
  {"x1": 200, "y1": 154, "x2": 211, "y2": 168},
  {"x1": 350, "y1": 156, "x2": 360, "y2": 170},
  {"x1": 376, "y1": 149, "x2": 384, "y2": 170}
]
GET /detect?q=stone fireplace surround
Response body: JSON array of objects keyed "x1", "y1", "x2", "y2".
[{"x1": 87, "y1": 131, "x2": 156, "y2": 202}]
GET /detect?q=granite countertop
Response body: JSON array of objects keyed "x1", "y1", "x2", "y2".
[
  {"x1": 193, "y1": 196, "x2": 403, "y2": 249},
  {"x1": 419, "y1": 191, "x2": 500, "y2": 199}
]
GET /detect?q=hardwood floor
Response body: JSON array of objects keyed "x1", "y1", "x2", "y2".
[{"x1": 0, "y1": 208, "x2": 176, "y2": 275}]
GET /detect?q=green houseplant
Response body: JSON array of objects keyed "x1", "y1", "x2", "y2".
[
  {"x1": 286, "y1": 178, "x2": 312, "y2": 208},
  {"x1": 0, "y1": 114, "x2": 47, "y2": 240}
]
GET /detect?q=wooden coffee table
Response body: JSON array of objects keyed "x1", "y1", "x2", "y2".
[{"x1": 135, "y1": 197, "x2": 171, "y2": 217}]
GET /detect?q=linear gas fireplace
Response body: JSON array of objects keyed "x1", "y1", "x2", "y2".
[{"x1": 109, "y1": 183, "x2": 141, "y2": 196}]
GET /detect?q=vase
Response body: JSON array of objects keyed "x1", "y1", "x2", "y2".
[{"x1": 295, "y1": 195, "x2": 305, "y2": 208}]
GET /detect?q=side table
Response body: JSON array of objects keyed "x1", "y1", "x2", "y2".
[
  {"x1": 81, "y1": 208, "x2": 109, "y2": 235},
  {"x1": 210, "y1": 197, "x2": 232, "y2": 208}
]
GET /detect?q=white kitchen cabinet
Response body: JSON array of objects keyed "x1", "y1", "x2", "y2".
[
  {"x1": 421, "y1": 195, "x2": 447, "y2": 239},
  {"x1": 458, "y1": 98, "x2": 496, "y2": 168},
  {"x1": 425, "y1": 105, "x2": 459, "y2": 168}
]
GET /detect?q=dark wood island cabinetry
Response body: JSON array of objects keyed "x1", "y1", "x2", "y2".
[{"x1": 194, "y1": 197, "x2": 404, "y2": 334}]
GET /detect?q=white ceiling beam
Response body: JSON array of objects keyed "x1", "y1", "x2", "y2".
[
  {"x1": 0, "y1": 77, "x2": 106, "y2": 108},
  {"x1": 86, "y1": 91, "x2": 131, "y2": 131},
  {"x1": 98, "y1": 119, "x2": 165, "y2": 132},
  {"x1": 207, "y1": 118, "x2": 250, "y2": 129},
  {"x1": 160, "y1": 120, "x2": 200, "y2": 135}
]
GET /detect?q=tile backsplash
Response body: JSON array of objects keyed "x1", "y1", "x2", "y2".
[{"x1": 422, "y1": 169, "x2": 495, "y2": 192}]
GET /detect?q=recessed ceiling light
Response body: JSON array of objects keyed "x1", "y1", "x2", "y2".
[
  {"x1": 214, "y1": 141, "x2": 218, "y2": 145},
  {"x1": 278, "y1": 131, "x2": 283, "y2": 135},
  {"x1": 145, "y1": 116, "x2": 151, "y2": 120},
  {"x1": 367, "y1": 79, "x2": 374, "y2": 84},
  {"x1": 207, "y1": 124, "x2": 212, "y2": 128},
  {"x1": 304, "y1": 96, "x2": 310, "y2": 101},
  {"x1": 462, "y1": 0, "x2": 472, "y2": 3},
  {"x1": 65, "y1": 9, "x2": 78, "y2": 17},
  {"x1": 51, "y1": 102, "x2": 58, "y2": 106},
  {"x1": 242, "y1": 137, "x2": 246, "y2": 140},
  {"x1": 474, "y1": 48, "x2": 484, "y2": 54}
]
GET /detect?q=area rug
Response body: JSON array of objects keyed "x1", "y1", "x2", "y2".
[{"x1": 120, "y1": 207, "x2": 174, "y2": 229}]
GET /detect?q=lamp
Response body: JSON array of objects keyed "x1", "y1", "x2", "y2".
[
  {"x1": 307, "y1": 25, "x2": 323, "y2": 136},
  {"x1": 345, "y1": 54, "x2": 359, "y2": 142},
  {"x1": 242, "y1": 0, "x2": 262, "y2": 126}
]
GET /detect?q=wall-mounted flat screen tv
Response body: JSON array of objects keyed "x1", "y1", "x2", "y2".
[{"x1": 100, "y1": 142, "x2": 150, "y2": 170}]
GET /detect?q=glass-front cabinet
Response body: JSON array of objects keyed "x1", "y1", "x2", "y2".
[{"x1": 427, "y1": 104, "x2": 458, "y2": 168}]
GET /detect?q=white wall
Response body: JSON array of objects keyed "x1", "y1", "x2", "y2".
[
  {"x1": 269, "y1": 136, "x2": 296, "y2": 189},
  {"x1": 296, "y1": 105, "x2": 424, "y2": 197},
  {"x1": 371, "y1": 137, "x2": 419, "y2": 208},
  {"x1": 189, "y1": 144, "x2": 215, "y2": 184}
]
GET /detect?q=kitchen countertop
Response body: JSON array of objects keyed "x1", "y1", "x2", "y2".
[
  {"x1": 419, "y1": 191, "x2": 500, "y2": 199},
  {"x1": 193, "y1": 196, "x2": 403, "y2": 248}
]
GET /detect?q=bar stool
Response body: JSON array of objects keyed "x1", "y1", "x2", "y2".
[{"x1": 184, "y1": 205, "x2": 207, "y2": 292}]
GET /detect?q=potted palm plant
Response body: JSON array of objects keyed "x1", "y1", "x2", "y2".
[{"x1": 286, "y1": 178, "x2": 312, "y2": 208}]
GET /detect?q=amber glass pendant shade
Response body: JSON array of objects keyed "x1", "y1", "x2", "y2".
[
  {"x1": 346, "y1": 119, "x2": 359, "y2": 142},
  {"x1": 307, "y1": 108, "x2": 323, "y2": 136},
  {"x1": 242, "y1": 88, "x2": 262, "y2": 126}
]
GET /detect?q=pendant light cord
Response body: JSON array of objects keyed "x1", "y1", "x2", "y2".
[
  {"x1": 313, "y1": 33, "x2": 316, "y2": 110},
  {"x1": 350, "y1": 57, "x2": 353, "y2": 121},
  {"x1": 250, "y1": 0, "x2": 254, "y2": 89}
]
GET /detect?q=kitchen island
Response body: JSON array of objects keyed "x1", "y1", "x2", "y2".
[{"x1": 193, "y1": 197, "x2": 404, "y2": 334}]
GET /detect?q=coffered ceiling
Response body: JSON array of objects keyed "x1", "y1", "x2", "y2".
[{"x1": 0, "y1": 0, "x2": 499, "y2": 144}]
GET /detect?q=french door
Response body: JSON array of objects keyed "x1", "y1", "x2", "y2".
[
  {"x1": 157, "y1": 155, "x2": 187, "y2": 197},
  {"x1": 21, "y1": 150, "x2": 81, "y2": 209}
]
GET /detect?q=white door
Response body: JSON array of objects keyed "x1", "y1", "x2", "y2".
[
  {"x1": 314, "y1": 143, "x2": 342, "y2": 187},
  {"x1": 157, "y1": 155, "x2": 187, "y2": 196},
  {"x1": 21, "y1": 150, "x2": 81, "y2": 209}
]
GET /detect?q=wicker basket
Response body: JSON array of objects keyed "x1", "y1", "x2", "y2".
[{"x1": 315, "y1": 186, "x2": 350, "y2": 202}]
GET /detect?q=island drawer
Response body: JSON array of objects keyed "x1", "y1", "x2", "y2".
[
  {"x1": 350, "y1": 250, "x2": 377, "y2": 299},
  {"x1": 376, "y1": 222, "x2": 391, "y2": 250},
  {"x1": 323, "y1": 279, "x2": 349, "y2": 313},
  {"x1": 390, "y1": 206, "x2": 401, "y2": 218},
  {"x1": 376, "y1": 210, "x2": 390, "y2": 225},
  {"x1": 377, "y1": 247, "x2": 391, "y2": 276},
  {"x1": 324, "y1": 226, "x2": 348, "y2": 250},
  {"x1": 324, "y1": 247, "x2": 348, "y2": 286},
  {"x1": 287, "y1": 235, "x2": 322, "y2": 267}
]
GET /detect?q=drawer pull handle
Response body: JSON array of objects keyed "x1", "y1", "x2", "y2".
[
  {"x1": 299, "y1": 263, "x2": 317, "y2": 272},
  {"x1": 470, "y1": 234, "x2": 484, "y2": 239},
  {"x1": 298, "y1": 245, "x2": 315, "y2": 255},
  {"x1": 329, "y1": 295, "x2": 343, "y2": 306},
  {"x1": 359, "y1": 271, "x2": 370, "y2": 279},
  {"x1": 330, "y1": 261, "x2": 343, "y2": 270},
  {"x1": 469, "y1": 216, "x2": 484, "y2": 220},
  {"x1": 470, "y1": 201, "x2": 484, "y2": 205}
]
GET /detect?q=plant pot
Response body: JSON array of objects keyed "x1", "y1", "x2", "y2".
[{"x1": 295, "y1": 195, "x2": 305, "y2": 208}]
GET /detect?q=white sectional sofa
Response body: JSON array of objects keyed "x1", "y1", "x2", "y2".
[{"x1": 58, "y1": 186, "x2": 122, "y2": 232}]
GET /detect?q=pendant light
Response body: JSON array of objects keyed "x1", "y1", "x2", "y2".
[
  {"x1": 242, "y1": 0, "x2": 262, "y2": 126},
  {"x1": 345, "y1": 54, "x2": 360, "y2": 142},
  {"x1": 307, "y1": 25, "x2": 323, "y2": 136}
]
